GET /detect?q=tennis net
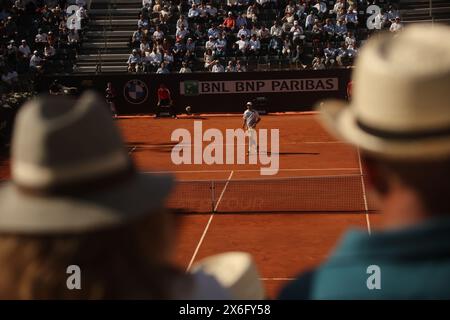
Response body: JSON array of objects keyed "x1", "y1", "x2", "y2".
[{"x1": 165, "y1": 174, "x2": 379, "y2": 213}]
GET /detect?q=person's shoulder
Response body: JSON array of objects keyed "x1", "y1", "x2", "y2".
[{"x1": 278, "y1": 269, "x2": 316, "y2": 300}]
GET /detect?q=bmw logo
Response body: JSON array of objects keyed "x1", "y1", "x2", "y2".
[{"x1": 123, "y1": 79, "x2": 149, "y2": 105}]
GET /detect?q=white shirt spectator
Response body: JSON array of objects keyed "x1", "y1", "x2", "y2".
[
  {"x1": 35, "y1": 32, "x2": 47, "y2": 43},
  {"x1": 44, "y1": 45, "x2": 56, "y2": 57},
  {"x1": 143, "y1": 0, "x2": 153, "y2": 8},
  {"x1": 29, "y1": 54, "x2": 42, "y2": 68},
  {"x1": 235, "y1": 39, "x2": 249, "y2": 52},
  {"x1": 270, "y1": 24, "x2": 283, "y2": 37},
  {"x1": 19, "y1": 44, "x2": 31, "y2": 58},
  {"x1": 249, "y1": 38, "x2": 260, "y2": 51},
  {"x1": 188, "y1": 7, "x2": 200, "y2": 18},
  {"x1": 211, "y1": 62, "x2": 224, "y2": 73},
  {"x1": 179, "y1": 66, "x2": 192, "y2": 73},
  {"x1": 176, "y1": 17, "x2": 188, "y2": 30},
  {"x1": 314, "y1": 1, "x2": 327, "y2": 13},
  {"x1": 176, "y1": 28, "x2": 188, "y2": 40},
  {"x1": 374, "y1": 12, "x2": 387, "y2": 30},
  {"x1": 153, "y1": 30, "x2": 164, "y2": 40},
  {"x1": 390, "y1": 20, "x2": 403, "y2": 32},
  {"x1": 205, "y1": 38, "x2": 216, "y2": 51}
]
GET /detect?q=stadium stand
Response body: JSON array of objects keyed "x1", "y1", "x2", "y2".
[{"x1": 76, "y1": 0, "x2": 413, "y2": 74}]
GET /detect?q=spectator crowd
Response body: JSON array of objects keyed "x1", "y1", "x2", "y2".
[
  {"x1": 0, "y1": 0, "x2": 88, "y2": 95},
  {"x1": 127, "y1": 0, "x2": 402, "y2": 73}
]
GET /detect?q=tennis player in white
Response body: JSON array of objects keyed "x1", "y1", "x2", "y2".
[{"x1": 242, "y1": 101, "x2": 261, "y2": 155}]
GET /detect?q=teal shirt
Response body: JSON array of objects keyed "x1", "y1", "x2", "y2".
[{"x1": 280, "y1": 217, "x2": 450, "y2": 299}]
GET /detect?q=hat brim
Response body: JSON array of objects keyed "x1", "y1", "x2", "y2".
[
  {"x1": 0, "y1": 173, "x2": 173, "y2": 234},
  {"x1": 317, "y1": 100, "x2": 450, "y2": 160}
]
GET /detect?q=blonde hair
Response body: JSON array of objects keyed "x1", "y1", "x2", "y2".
[{"x1": 0, "y1": 210, "x2": 188, "y2": 299}]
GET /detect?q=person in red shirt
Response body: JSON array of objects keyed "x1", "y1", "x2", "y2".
[
  {"x1": 223, "y1": 12, "x2": 236, "y2": 32},
  {"x1": 157, "y1": 83, "x2": 176, "y2": 118}
]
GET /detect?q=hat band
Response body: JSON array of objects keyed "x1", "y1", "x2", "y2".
[
  {"x1": 16, "y1": 163, "x2": 136, "y2": 197},
  {"x1": 356, "y1": 119, "x2": 450, "y2": 140}
]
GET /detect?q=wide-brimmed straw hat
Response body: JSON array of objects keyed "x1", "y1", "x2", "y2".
[
  {"x1": 190, "y1": 252, "x2": 265, "y2": 300},
  {"x1": 316, "y1": 24, "x2": 450, "y2": 160},
  {"x1": 0, "y1": 91, "x2": 173, "y2": 234}
]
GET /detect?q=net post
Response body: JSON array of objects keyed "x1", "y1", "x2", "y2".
[{"x1": 211, "y1": 180, "x2": 216, "y2": 213}]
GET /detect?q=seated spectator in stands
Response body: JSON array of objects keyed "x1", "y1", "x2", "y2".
[
  {"x1": 344, "y1": 31, "x2": 356, "y2": 48},
  {"x1": 0, "y1": 92, "x2": 234, "y2": 299},
  {"x1": 18, "y1": 40, "x2": 31, "y2": 60},
  {"x1": 143, "y1": 0, "x2": 153, "y2": 9},
  {"x1": 144, "y1": 47, "x2": 162, "y2": 73},
  {"x1": 44, "y1": 43, "x2": 56, "y2": 59},
  {"x1": 140, "y1": 37, "x2": 151, "y2": 55},
  {"x1": 183, "y1": 50, "x2": 197, "y2": 70},
  {"x1": 193, "y1": 23, "x2": 206, "y2": 42},
  {"x1": 35, "y1": 28, "x2": 48, "y2": 50},
  {"x1": 324, "y1": 42, "x2": 337, "y2": 67},
  {"x1": 227, "y1": 0, "x2": 238, "y2": 10},
  {"x1": 211, "y1": 59, "x2": 224, "y2": 72},
  {"x1": 156, "y1": 61, "x2": 169, "y2": 74},
  {"x1": 226, "y1": 60, "x2": 237, "y2": 72},
  {"x1": 164, "y1": 50, "x2": 174, "y2": 69},
  {"x1": 204, "y1": 48, "x2": 214, "y2": 69},
  {"x1": 258, "y1": 24, "x2": 270, "y2": 44},
  {"x1": 291, "y1": 45, "x2": 307, "y2": 69},
  {"x1": 236, "y1": 59, "x2": 246, "y2": 72},
  {"x1": 313, "y1": 0, "x2": 327, "y2": 18},
  {"x1": 323, "y1": 18, "x2": 336, "y2": 41},
  {"x1": 387, "y1": 3, "x2": 400, "y2": 23},
  {"x1": 188, "y1": 4, "x2": 200, "y2": 22},
  {"x1": 186, "y1": 37, "x2": 196, "y2": 52},
  {"x1": 345, "y1": 8, "x2": 358, "y2": 30},
  {"x1": 179, "y1": 61, "x2": 192, "y2": 73},
  {"x1": 176, "y1": 25, "x2": 188, "y2": 42},
  {"x1": 270, "y1": 20, "x2": 283, "y2": 38},
  {"x1": 176, "y1": 15, "x2": 189, "y2": 31},
  {"x1": 312, "y1": 55, "x2": 325, "y2": 70},
  {"x1": 305, "y1": 11, "x2": 316, "y2": 31},
  {"x1": 137, "y1": 13, "x2": 150, "y2": 31},
  {"x1": 132, "y1": 27, "x2": 145, "y2": 48},
  {"x1": 159, "y1": 5, "x2": 171, "y2": 24},
  {"x1": 248, "y1": 34, "x2": 261, "y2": 56},
  {"x1": 237, "y1": 25, "x2": 250, "y2": 39},
  {"x1": 235, "y1": 13, "x2": 248, "y2": 30},
  {"x1": 235, "y1": 34, "x2": 249, "y2": 56},
  {"x1": 268, "y1": 36, "x2": 282, "y2": 56},
  {"x1": 208, "y1": 24, "x2": 220, "y2": 39},
  {"x1": 205, "y1": 35, "x2": 217, "y2": 52},
  {"x1": 215, "y1": 33, "x2": 227, "y2": 57},
  {"x1": 335, "y1": 18, "x2": 347, "y2": 40},
  {"x1": 247, "y1": 3, "x2": 258, "y2": 22},
  {"x1": 256, "y1": 0, "x2": 272, "y2": 10},
  {"x1": 282, "y1": 35, "x2": 293, "y2": 58},
  {"x1": 290, "y1": 20, "x2": 303, "y2": 37},
  {"x1": 127, "y1": 49, "x2": 142, "y2": 72},
  {"x1": 29, "y1": 50, "x2": 43, "y2": 73},
  {"x1": 374, "y1": 8, "x2": 388, "y2": 30},
  {"x1": 281, "y1": 12, "x2": 295, "y2": 32},
  {"x1": 223, "y1": 12, "x2": 236, "y2": 32},
  {"x1": 390, "y1": 17, "x2": 403, "y2": 33},
  {"x1": 153, "y1": 25, "x2": 164, "y2": 42}
]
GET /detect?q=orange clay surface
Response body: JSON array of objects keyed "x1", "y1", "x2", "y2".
[{"x1": 0, "y1": 112, "x2": 383, "y2": 298}]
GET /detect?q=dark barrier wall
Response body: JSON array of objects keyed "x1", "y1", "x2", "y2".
[{"x1": 38, "y1": 69, "x2": 351, "y2": 115}]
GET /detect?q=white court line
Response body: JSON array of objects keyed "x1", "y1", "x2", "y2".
[
  {"x1": 126, "y1": 141, "x2": 345, "y2": 148},
  {"x1": 357, "y1": 148, "x2": 372, "y2": 235},
  {"x1": 260, "y1": 278, "x2": 295, "y2": 281},
  {"x1": 186, "y1": 170, "x2": 234, "y2": 272},
  {"x1": 144, "y1": 168, "x2": 359, "y2": 174}
]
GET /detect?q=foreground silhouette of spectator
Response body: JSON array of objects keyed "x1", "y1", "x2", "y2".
[
  {"x1": 279, "y1": 25, "x2": 450, "y2": 299},
  {"x1": 0, "y1": 92, "x2": 238, "y2": 299}
]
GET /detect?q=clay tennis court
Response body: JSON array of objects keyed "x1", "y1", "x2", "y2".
[
  {"x1": 119, "y1": 112, "x2": 382, "y2": 298},
  {"x1": 0, "y1": 112, "x2": 382, "y2": 298}
]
